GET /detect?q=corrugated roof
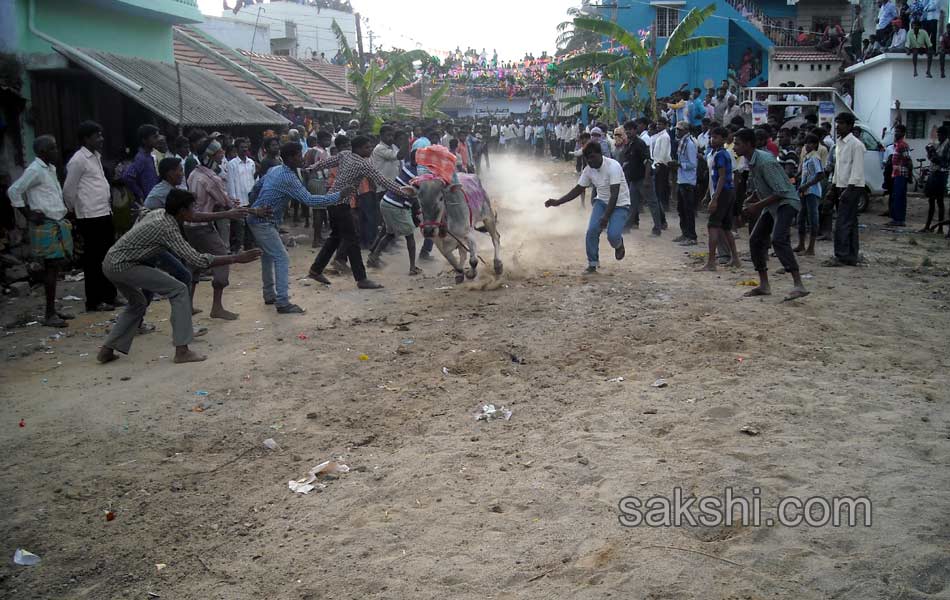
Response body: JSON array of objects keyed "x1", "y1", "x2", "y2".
[
  {"x1": 772, "y1": 47, "x2": 841, "y2": 62},
  {"x1": 555, "y1": 86, "x2": 587, "y2": 117},
  {"x1": 54, "y1": 45, "x2": 289, "y2": 127}
]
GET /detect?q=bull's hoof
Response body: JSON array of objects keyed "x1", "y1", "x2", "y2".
[
  {"x1": 493, "y1": 259, "x2": 504, "y2": 275},
  {"x1": 454, "y1": 271, "x2": 465, "y2": 284},
  {"x1": 465, "y1": 267, "x2": 477, "y2": 280}
]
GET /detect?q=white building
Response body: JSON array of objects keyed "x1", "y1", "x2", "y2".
[
  {"x1": 769, "y1": 48, "x2": 842, "y2": 87},
  {"x1": 195, "y1": 16, "x2": 270, "y2": 54},
  {"x1": 222, "y1": 1, "x2": 357, "y2": 59},
  {"x1": 846, "y1": 53, "x2": 950, "y2": 163}
]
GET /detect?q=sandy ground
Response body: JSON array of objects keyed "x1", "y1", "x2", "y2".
[{"x1": 1, "y1": 154, "x2": 950, "y2": 600}]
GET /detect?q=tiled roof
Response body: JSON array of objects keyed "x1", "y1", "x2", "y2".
[
  {"x1": 173, "y1": 38, "x2": 281, "y2": 106},
  {"x1": 237, "y1": 51, "x2": 355, "y2": 110},
  {"x1": 772, "y1": 47, "x2": 841, "y2": 62},
  {"x1": 54, "y1": 46, "x2": 288, "y2": 127},
  {"x1": 175, "y1": 26, "x2": 310, "y2": 107}
]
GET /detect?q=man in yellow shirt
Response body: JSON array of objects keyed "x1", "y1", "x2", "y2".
[{"x1": 907, "y1": 20, "x2": 933, "y2": 77}]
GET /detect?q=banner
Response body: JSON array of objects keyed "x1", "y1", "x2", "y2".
[
  {"x1": 752, "y1": 101, "x2": 767, "y2": 126},
  {"x1": 818, "y1": 101, "x2": 835, "y2": 125}
]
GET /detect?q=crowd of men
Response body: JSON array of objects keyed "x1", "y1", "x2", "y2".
[
  {"x1": 861, "y1": 0, "x2": 949, "y2": 77},
  {"x1": 5, "y1": 91, "x2": 949, "y2": 362}
]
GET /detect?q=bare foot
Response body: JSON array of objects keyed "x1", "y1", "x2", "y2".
[
  {"x1": 743, "y1": 287, "x2": 772, "y2": 297},
  {"x1": 729, "y1": 259, "x2": 742, "y2": 268},
  {"x1": 97, "y1": 347, "x2": 119, "y2": 364},
  {"x1": 793, "y1": 246, "x2": 805, "y2": 254},
  {"x1": 210, "y1": 308, "x2": 239, "y2": 320},
  {"x1": 191, "y1": 308, "x2": 203, "y2": 316},
  {"x1": 784, "y1": 287, "x2": 810, "y2": 301},
  {"x1": 174, "y1": 349, "x2": 207, "y2": 363},
  {"x1": 804, "y1": 248, "x2": 815, "y2": 256},
  {"x1": 408, "y1": 266, "x2": 422, "y2": 275},
  {"x1": 696, "y1": 263, "x2": 717, "y2": 272}
]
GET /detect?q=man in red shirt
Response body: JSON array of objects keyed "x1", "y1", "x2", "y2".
[{"x1": 887, "y1": 124, "x2": 911, "y2": 226}]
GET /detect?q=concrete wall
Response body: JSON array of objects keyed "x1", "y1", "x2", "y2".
[
  {"x1": 770, "y1": 57, "x2": 841, "y2": 86},
  {"x1": 851, "y1": 54, "x2": 950, "y2": 162},
  {"x1": 194, "y1": 16, "x2": 270, "y2": 54},
  {"x1": 227, "y1": 3, "x2": 356, "y2": 59},
  {"x1": 793, "y1": 0, "x2": 855, "y2": 31}
]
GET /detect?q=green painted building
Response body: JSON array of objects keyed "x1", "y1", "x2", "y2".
[
  {"x1": 6, "y1": 0, "x2": 204, "y2": 63},
  {"x1": 0, "y1": 0, "x2": 285, "y2": 173}
]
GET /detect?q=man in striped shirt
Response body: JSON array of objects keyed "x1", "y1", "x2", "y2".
[
  {"x1": 248, "y1": 142, "x2": 342, "y2": 313},
  {"x1": 305, "y1": 135, "x2": 416, "y2": 289},
  {"x1": 366, "y1": 153, "x2": 422, "y2": 275},
  {"x1": 97, "y1": 189, "x2": 261, "y2": 365}
]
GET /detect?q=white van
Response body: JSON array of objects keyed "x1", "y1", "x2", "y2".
[{"x1": 740, "y1": 87, "x2": 886, "y2": 202}]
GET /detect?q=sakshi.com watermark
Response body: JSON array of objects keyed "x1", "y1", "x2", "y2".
[{"x1": 618, "y1": 487, "x2": 872, "y2": 528}]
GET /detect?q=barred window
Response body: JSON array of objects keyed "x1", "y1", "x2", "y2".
[
  {"x1": 906, "y1": 111, "x2": 927, "y2": 139},
  {"x1": 655, "y1": 6, "x2": 681, "y2": 37}
]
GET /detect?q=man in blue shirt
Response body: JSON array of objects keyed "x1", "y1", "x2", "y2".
[
  {"x1": 795, "y1": 133, "x2": 824, "y2": 256},
  {"x1": 689, "y1": 88, "x2": 705, "y2": 128},
  {"x1": 875, "y1": 0, "x2": 897, "y2": 46},
  {"x1": 698, "y1": 127, "x2": 741, "y2": 271},
  {"x1": 672, "y1": 121, "x2": 699, "y2": 245},
  {"x1": 247, "y1": 143, "x2": 343, "y2": 314}
]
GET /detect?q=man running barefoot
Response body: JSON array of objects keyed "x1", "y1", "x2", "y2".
[
  {"x1": 698, "y1": 127, "x2": 741, "y2": 271},
  {"x1": 97, "y1": 190, "x2": 262, "y2": 365},
  {"x1": 546, "y1": 141, "x2": 631, "y2": 274},
  {"x1": 732, "y1": 129, "x2": 810, "y2": 301}
]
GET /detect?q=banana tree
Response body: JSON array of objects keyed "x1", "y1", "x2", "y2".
[
  {"x1": 332, "y1": 20, "x2": 428, "y2": 127},
  {"x1": 422, "y1": 82, "x2": 450, "y2": 119},
  {"x1": 558, "y1": 4, "x2": 723, "y2": 117}
]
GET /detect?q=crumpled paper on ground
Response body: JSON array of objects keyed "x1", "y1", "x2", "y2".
[
  {"x1": 475, "y1": 404, "x2": 512, "y2": 421},
  {"x1": 288, "y1": 460, "x2": 350, "y2": 494}
]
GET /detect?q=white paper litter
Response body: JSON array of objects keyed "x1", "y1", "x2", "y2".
[
  {"x1": 263, "y1": 438, "x2": 279, "y2": 450},
  {"x1": 475, "y1": 404, "x2": 512, "y2": 421},
  {"x1": 608, "y1": 376, "x2": 625, "y2": 383},
  {"x1": 64, "y1": 272, "x2": 84, "y2": 282},
  {"x1": 61, "y1": 295, "x2": 82, "y2": 301},
  {"x1": 441, "y1": 367, "x2": 451, "y2": 375},
  {"x1": 13, "y1": 548, "x2": 40, "y2": 566},
  {"x1": 652, "y1": 378, "x2": 668, "y2": 388},
  {"x1": 288, "y1": 460, "x2": 349, "y2": 494}
]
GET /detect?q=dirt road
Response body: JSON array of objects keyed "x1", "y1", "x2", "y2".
[{"x1": 1, "y1": 155, "x2": 949, "y2": 599}]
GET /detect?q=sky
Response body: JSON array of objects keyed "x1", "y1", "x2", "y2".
[{"x1": 197, "y1": 0, "x2": 579, "y2": 61}]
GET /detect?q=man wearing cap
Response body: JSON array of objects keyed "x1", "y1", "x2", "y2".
[
  {"x1": 545, "y1": 141, "x2": 630, "y2": 274},
  {"x1": 671, "y1": 121, "x2": 699, "y2": 245}
]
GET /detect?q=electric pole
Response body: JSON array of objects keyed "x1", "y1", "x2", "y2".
[{"x1": 354, "y1": 12, "x2": 366, "y2": 71}]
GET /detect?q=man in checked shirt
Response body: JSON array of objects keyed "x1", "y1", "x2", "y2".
[{"x1": 305, "y1": 135, "x2": 416, "y2": 289}]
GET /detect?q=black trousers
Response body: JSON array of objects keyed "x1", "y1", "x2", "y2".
[
  {"x1": 834, "y1": 187, "x2": 861, "y2": 264},
  {"x1": 677, "y1": 184, "x2": 697, "y2": 240},
  {"x1": 655, "y1": 164, "x2": 671, "y2": 212},
  {"x1": 309, "y1": 204, "x2": 367, "y2": 282},
  {"x1": 750, "y1": 204, "x2": 800, "y2": 274},
  {"x1": 77, "y1": 214, "x2": 117, "y2": 309}
]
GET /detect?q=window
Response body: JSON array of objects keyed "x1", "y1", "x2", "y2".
[
  {"x1": 858, "y1": 127, "x2": 881, "y2": 151},
  {"x1": 906, "y1": 111, "x2": 927, "y2": 139},
  {"x1": 655, "y1": 6, "x2": 681, "y2": 37}
]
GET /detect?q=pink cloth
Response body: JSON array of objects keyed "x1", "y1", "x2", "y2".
[{"x1": 458, "y1": 174, "x2": 487, "y2": 225}]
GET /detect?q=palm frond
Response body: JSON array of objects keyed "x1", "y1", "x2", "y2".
[
  {"x1": 660, "y1": 4, "x2": 720, "y2": 65},
  {"x1": 572, "y1": 17, "x2": 648, "y2": 62},
  {"x1": 331, "y1": 19, "x2": 356, "y2": 68},
  {"x1": 558, "y1": 51, "x2": 625, "y2": 72},
  {"x1": 560, "y1": 94, "x2": 602, "y2": 109}
]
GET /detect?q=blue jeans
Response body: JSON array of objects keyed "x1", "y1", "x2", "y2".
[
  {"x1": 249, "y1": 221, "x2": 290, "y2": 307},
  {"x1": 890, "y1": 175, "x2": 907, "y2": 224},
  {"x1": 798, "y1": 193, "x2": 820, "y2": 234},
  {"x1": 586, "y1": 199, "x2": 630, "y2": 267}
]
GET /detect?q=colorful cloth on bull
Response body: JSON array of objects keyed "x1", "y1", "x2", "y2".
[
  {"x1": 415, "y1": 145, "x2": 458, "y2": 186},
  {"x1": 458, "y1": 174, "x2": 487, "y2": 226},
  {"x1": 30, "y1": 218, "x2": 74, "y2": 260}
]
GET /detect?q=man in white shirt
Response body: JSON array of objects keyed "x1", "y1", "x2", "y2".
[
  {"x1": 827, "y1": 112, "x2": 865, "y2": 266},
  {"x1": 226, "y1": 137, "x2": 257, "y2": 253},
  {"x1": 7, "y1": 135, "x2": 73, "y2": 327},
  {"x1": 63, "y1": 120, "x2": 120, "y2": 313},
  {"x1": 545, "y1": 142, "x2": 631, "y2": 274},
  {"x1": 652, "y1": 117, "x2": 673, "y2": 220}
]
